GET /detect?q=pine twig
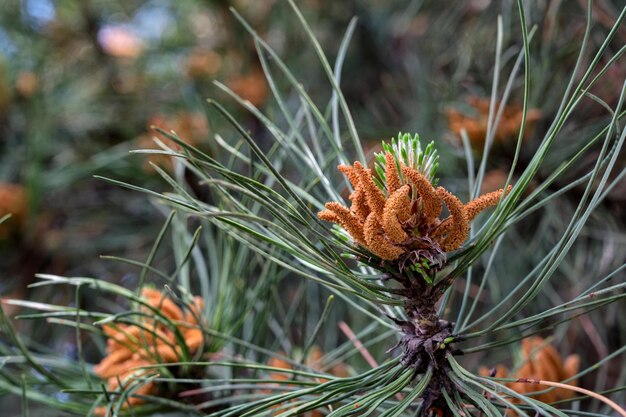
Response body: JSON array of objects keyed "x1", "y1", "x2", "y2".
[{"x1": 516, "y1": 378, "x2": 626, "y2": 417}]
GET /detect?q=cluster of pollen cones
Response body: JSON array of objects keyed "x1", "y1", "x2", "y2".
[
  {"x1": 267, "y1": 346, "x2": 349, "y2": 417},
  {"x1": 480, "y1": 336, "x2": 580, "y2": 410},
  {"x1": 318, "y1": 152, "x2": 511, "y2": 261},
  {"x1": 94, "y1": 288, "x2": 205, "y2": 415},
  {"x1": 446, "y1": 97, "x2": 541, "y2": 147},
  {"x1": 0, "y1": 183, "x2": 28, "y2": 240}
]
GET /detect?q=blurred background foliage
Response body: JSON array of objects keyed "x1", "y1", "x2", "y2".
[{"x1": 0, "y1": 0, "x2": 625, "y2": 415}]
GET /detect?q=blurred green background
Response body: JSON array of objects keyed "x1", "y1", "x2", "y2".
[
  {"x1": 0, "y1": 1, "x2": 624, "y2": 414},
  {"x1": 3, "y1": 0, "x2": 623, "y2": 280},
  {"x1": 2, "y1": 0, "x2": 625, "y2": 343}
]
